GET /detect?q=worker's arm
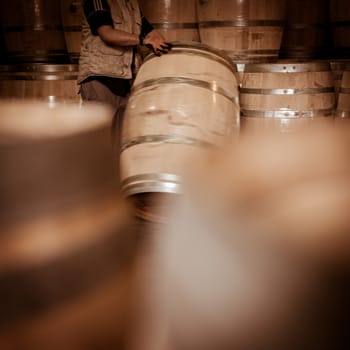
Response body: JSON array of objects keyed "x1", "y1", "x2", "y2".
[{"x1": 97, "y1": 24, "x2": 170, "y2": 55}]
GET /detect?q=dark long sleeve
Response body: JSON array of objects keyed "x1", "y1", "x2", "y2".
[{"x1": 140, "y1": 11, "x2": 154, "y2": 39}]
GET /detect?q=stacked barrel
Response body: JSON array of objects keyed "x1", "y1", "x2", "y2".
[{"x1": 196, "y1": 0, "x2": 286, "y2": 64}]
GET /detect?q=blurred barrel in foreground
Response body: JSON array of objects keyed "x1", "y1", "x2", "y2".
[
  {"x1": 330, "y1": 0, "x2": 350, "y2": 58},
  {"x1": 0, "y1": 101, "x2": 139, "y2": 350},
  {"x1": 240, "y1": 61, "x2": 335, "y2": 134},
  {"x1": 60, "y1": 0, "x2": 83, "y2": 63},
  {"x1": 121, "y1": 42, "x2": 239, "y2": 221},
  {"x1": 197, "y1": 0, "x2": 287, "y2": 63},
  {"x1": 280, "y1": 0, "x2": 331, "y2": 60},
  {"x1": 132, "y1": 125, "x2": 350, "y2": 350},
  {"x1": 0, "y1": 0, "x2": 68, "y2": 63},
  {"x1": 0, "y1": 64, "x2": 80, "y2": 103},
  {"x1": 139, "y1": 0, "x2": 199, "y2": 42}
]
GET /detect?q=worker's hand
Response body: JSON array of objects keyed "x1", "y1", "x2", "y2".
[{"x1": 142, "y1": 30, "x2": 172, "y2": 56}]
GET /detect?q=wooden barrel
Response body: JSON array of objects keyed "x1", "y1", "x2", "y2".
[
  {"x1": 0, "y1": 0, "x2": 68, "y2": 63},
  {"x1": 196, "y1": 0, "x2": 287, "y2": 64},
  {"x1": 0, "y1": 64, "x2": 80, "y2": 103},
  {"x1": 138, "y1": 0, "x2": 199, "y2": 42},
  {"x1": 279, "y1": 0, "x2": 331, "y2": 60},
  {"x1": 121, "y1": 41, "x2": 239, "y2": 221},
  {"x1": 0, "y1": 101, "x2": 140, "y2": 349},
  {"x1": 335, "y1": 63, "x2": 350, "y2": 119},
  {"x1": 60, "y1": 0, "x2": 83, "y2": 63},
  {"x1": 240, "y1": 61, "x2": 335, "y2": 134},
  {"x1": 330, "y1": 0, "x2": 350, "y2": 58}
]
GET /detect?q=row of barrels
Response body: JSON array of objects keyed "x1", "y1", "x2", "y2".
[
  {"x1": 141, "y1": 0, "x2": 350, "y2": 62},
  {"x1": 0, "y1": 56, "x2": 348, "y2": 116},
  {"x1": 0, "y1": 0, "x2": 350, "y2": 64}
]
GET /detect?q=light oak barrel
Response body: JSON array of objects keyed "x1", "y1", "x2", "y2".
[
  {"x1": 0, "y1": 101, "x2": 140, "y2": 350},
  {"x1": 121, "y1": 42, "x2": 240, "y2": 221},
  {"x1": 0, "y1": 0, "x2": 68, "y2": 63},
  {"x1": 138, "y1": 0, "x2": 199, "y2": 42},
  {"x1": 196, "y1": 0, "x2": 287, "y2": 64},
  {"x1": 280, "y1": 0, "x2": 331, "y2": 60},
  {"x1": 60, "y1": 0, "x2": 83, "y2": 64},
  {"x1": 240, "y1": 61, "x2": 335, "y2": 134},
  {"x1": 0, "y1": 64, "x2": 80, "y2": 103},
  {"x1": 330, "y1": 0, "x2": 350, "y2": 58}
]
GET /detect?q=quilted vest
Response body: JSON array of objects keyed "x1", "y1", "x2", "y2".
[{"x1": 78, "y1": 0, "x2": 141, "y2": 83}]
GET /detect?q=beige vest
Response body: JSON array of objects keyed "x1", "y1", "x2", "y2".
[{"x1": 78, "y1": 0, "x2": 141, "y2": 83}]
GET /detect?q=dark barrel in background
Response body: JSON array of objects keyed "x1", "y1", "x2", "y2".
[
  {"x1": 0, "y1": 0, "x2": 68, "y2": 63},
  {"x1": 279, "y1": 0, "x2": 331, "y2": 60},
  {"x1": 60, "y1": 0, "x2": 83, "y2": 64},
  {"x1": 330, "y1": 0, "x2": 350, "y2": 58}
]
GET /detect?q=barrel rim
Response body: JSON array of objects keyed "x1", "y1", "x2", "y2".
[
  {"x1": 121, "y1": 173, "x2": 182, "y2": 196},
  {"x1": 240, "y1": 108, "x2": 334, "y2": 118},
  {"x1": 243, "y1": 61, "x2": 331, "y2": 73},
  {"x1": 150, "y1": 22, "x2": 198, "y2": 29},
  {"x1": 143, "y1": 41, "x2": 236, "y2": 74},
  {"x1": 0, "y1": 63, "x2": 79, "y2": 73}
]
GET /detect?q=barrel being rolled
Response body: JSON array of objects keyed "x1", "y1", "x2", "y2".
[
  {"x1": 138, "y1": 0, "x2": 199, "y2": 42},
  {"x1": 0, "y1": 64, "x2": 80, "y2": 103},
  {"x1": 240, "y1": 61, "x2": 335, "y2": 134},
  {"x1": 121, "y1": 42, "x2": 240, "y2": 221},
  {"x1": 196, "y1": 0, "x2": 287, "y2": 63},
  {"x1": 0, "y1": 0, "x2": 68, "y2": 63},
  {"x1": 0, "y1": 101, "x2": 139, "y2": 350}
]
